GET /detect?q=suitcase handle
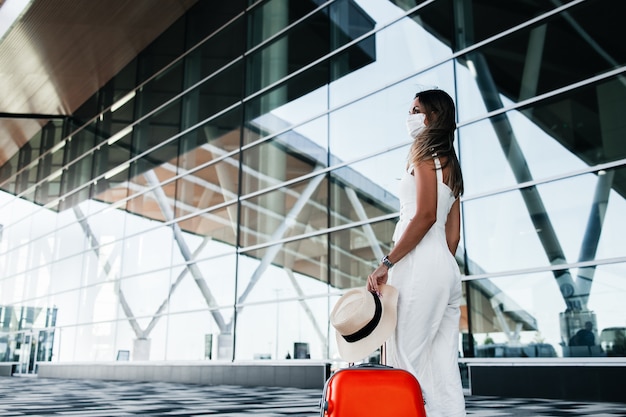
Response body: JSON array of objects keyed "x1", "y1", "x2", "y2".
[{"x1": 351, "y1": 362, "x2": 392, "y2": 370}]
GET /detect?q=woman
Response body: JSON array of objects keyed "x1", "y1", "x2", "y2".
[{"x1": 367, "y1": 89, "x2": 466, "y2": 416}]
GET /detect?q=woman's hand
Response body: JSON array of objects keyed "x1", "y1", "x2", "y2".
[{"x1": 367, "y1": 264, "x2": 389, "y2": 294}]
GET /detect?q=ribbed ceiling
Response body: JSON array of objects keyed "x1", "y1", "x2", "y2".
[{"x1": 0, "y1": 0, "x2": 197, "y2": 165}]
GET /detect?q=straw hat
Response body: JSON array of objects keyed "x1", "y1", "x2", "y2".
[{"x1": 330, "y1": 284, "x2": 398, "y2": 362}]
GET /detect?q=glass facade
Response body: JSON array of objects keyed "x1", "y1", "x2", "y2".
[{"x1": 1, "y1": 0, "x2": 625, "y2": 379}]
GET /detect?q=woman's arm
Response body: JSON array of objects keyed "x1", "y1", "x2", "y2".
[
  {"x1": 445, "y1": 198, "x2": 460, "y2": 255},
  {"x1": 367, "y1": 161, "x2": 437, "y2": 292}
]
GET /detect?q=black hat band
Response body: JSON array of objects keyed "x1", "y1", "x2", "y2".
[{"x1": 342, "y1": 292, "x2": 382, "y2": 343}]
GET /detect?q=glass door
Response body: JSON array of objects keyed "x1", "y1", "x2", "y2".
[{"x1": 15, "y1": 330, "x2": 37, "y2": 374}]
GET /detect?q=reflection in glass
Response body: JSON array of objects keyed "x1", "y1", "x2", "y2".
[
  {"x1": 329, "y1": 151, "x2": 405, "y2": 228},
  {"x1": 243, "y1": 89, "x2": 328, "y2": 148},
  {"x1": 461, "y1": 74, "x2": 626, "y2": 197},
  {"x1": 464, "y1": 166, "x2": 626, "y2": 278},
  {"x1": 0, "y1": 0, "x2": 624, "y2": 369},
  {"x1": 238, "y1": 235, "x2": 330, "y2": 304},
  {"x1": 174, "y1": 158, "x2": 240, "y2": 218},
  {"x1": 176, "y1": 204, "x2": 239, "y2": 247},
  {"x1": 166, "y1": 309, "x2": 231, "y2": 360},
  {"x1": 329, "y1": 219, "x2": 396, "y2": 290},
  {"x1": 241, "y1": 136, "x2": 327, "y2": 195},
  {"x1": 240, "y1": 175, "x2": 328, "y2": 248},
  {"x1": 184, "y1": 16, "x2": 245, "y2": 88},
  {"x1": 247, "y1": 0, "x2": 319, "y2": 50},
  {"x1": 246, "y1": 0, "x2": 374, "y2": 94},
  {"x1": 235, "y1": 298, "x2": 329, "y2": 361},
  {"x1": 465, "y1": 262, "x2": 626, "y2": 359}
]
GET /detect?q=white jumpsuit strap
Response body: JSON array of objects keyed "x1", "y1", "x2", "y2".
[{"x1": 433, "y1": 154, "x2": 443, "y2": 183}]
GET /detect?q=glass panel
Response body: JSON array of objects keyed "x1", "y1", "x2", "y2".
[
  {"x1": 244, "y1": 66, "x2": 329, "y2": 144},
  {"x1": 113, "y1": 315, "x2": 138, "y2": 361},
  {"x1": 247, "y1": 0, "x2": 320, "y2": 49},
  {"x1": 123, "y1": 184, "x2": 167, "y2": 230},
  {"x1": 184, "y1": 17, "x2": 245, "y2": 88},
  {"x1": 0, "y1": 119, "x2": 63, "y2": 198},
  {"x1": 246, "y1": 0, "x2": 374, "y2": 94},
  {"x1": 456, "y1": 1, "x2": 626, "y2": 119},
  {"x1": 237, "y1": 235, "x2": 329, "y2": 303},
  {"x1": 168, "y1": 253, "x2": 237, "y2": 314},
  {"x1": 235, "y1": 297, "x2": 329, "y2": 361},
  {"x1": 0, "y1": 277, "x2": 23, "y2": 306},
  {"x1": 187, "y1": 61, "x2": 244, "y2": 126},
  {"x1": 460, "y1": 75, "x2": 626, "y2": 196},
  {"x1": 467, "y1": 273, "x2": 563, "y2": 359},
  {"x1": 33, "y1": 121, "x2": 66, "y2": 205},
  {"x1": 95, "y1": 111, "x2": 239, "y2": 218},
  {"x1": 118, "y1": 271, "x2": 174, "y2": 332},
  {"x1": 329, "y1": 219, "x2": 395, "y2": 290},
  {"x1": 165, "y1": 309, "x2": 232, "y2": 361},
  {"x1": 0, "y1": 194, "x2": 38, "y2": 242},
  {"x1": 329, "y1": 149, "x2": 405, "y2": 228},
  {"x1": 463, "y1": 165, "x2": 626, "y2": 275},
  {"x1": 459, "y1": 116, "x2": 526, "y2": 196},
  {"x1": 129, "y1": 75, "x2": 243, "y2": 178},
  {"x1": 174, "y1": 158, "x2": 239, "y2": 217},
  {"x1": 518, "y1": 76, "x2": 626, "y2": 166},
  {"x1": 241, "y1": 135, "x2": 327, "y2": 196},
  {"x1": 132, "y1": 104, "x2": 181, "y2": 166},
  {"x1": 176, "y1": 204, "x2": 239, "y2": 247},
  {"x1": 329, "y1": 34, "x2": 376, "y2": 88},
  {"x1": 186, "y1": 1, "x2": 247, "y2": 47},
  {"x1": 329, "y1": 64, "x2": 455, "y2": 162},
  {"x1": 136, "y1": 61, "x2": 185, "y2": 122},
  {"x1": 174, "y1": 115, "x2": 244, "y2": 218},
  {"x1": 244, "y1": 87, "x2": 328, "y2": 147},
  {"x1": 55, "y1": 324, "x2": 78, "y2": 361},
  {"x1": 120, "y1": 228, "x2": 174, "y2": 278},
  {"x1": 467, "y1": 262, "x2": 626, "y2": 359},
  {"x1": 239, "y1": 175, "x2": 328, "y2": 248},
  {"x1": 35, "y1": 174, "x2": 63, "y2": 208},
  {"x1": 73, "y1": 287, "x2": 124, "y2": 358},
  {"x1": 79, "y1": 238, "x2": 110, "y2": 288},
  {"x1": 12, "y1": 139, "x2": 41, "y2": 199},
  {"x1": 50, "y1": 256, "x2": 88, "y2": 297},
  {"x1": 178, "y1": 107, "x2": 242, "y2": 158},
  {"x1": 16, "y1": 265, "x2": 51, "y2": 301},
  {"x1": 392, "y1": 0, "x2": 578, "y2": 53}
]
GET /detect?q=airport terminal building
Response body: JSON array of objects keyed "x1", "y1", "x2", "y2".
[{"x1": 0, "y1": 0, "x2": 624, "y2": 402}]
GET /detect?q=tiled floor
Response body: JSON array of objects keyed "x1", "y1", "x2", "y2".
[{"x1": 0, "y1": 377, "x2": 624, "y2": 416}]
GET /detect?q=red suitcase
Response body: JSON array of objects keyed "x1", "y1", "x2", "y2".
[{"x1": 320, "y1": 362, "x2": 426, "y2": 417}]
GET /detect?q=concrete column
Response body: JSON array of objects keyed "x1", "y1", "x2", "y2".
[{"x1": 133, "y1": 338, "x2": 151, "y2": 361}]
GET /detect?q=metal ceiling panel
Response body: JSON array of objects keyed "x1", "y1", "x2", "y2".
[{"x1": 0, "y1": 0, "x2": 197, "y2": 165}]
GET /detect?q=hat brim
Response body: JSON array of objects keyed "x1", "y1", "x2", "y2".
[{"x1": 334, "y1": 284, "x2": 398, "y2": 362}]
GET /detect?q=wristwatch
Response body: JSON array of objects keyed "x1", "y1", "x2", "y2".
[{"x1": 381, "y1": 255, "x2": 394, "y2": 269}]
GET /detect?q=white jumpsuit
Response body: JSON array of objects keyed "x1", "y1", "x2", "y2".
[{"x1": 387, "y1": 157, "x2": 466, "y2": 417}]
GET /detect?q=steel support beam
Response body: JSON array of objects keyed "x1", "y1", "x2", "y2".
[
  {"x1": 72, "y1": 205, "x2": 144, "y2": 339},
  {"x1": 236, "y1": 172, "x2": 325, "y2": 306},
  {"x1": 144, "y1": 170, "x2": 228, "y2": 332},
  {"x1": 345, "y1": 187, "x2": 385, "y2": 261},
  {"x1": 574, "y1": 170, "x2": 614, "y2": 309},
  {"x1": 468, "y1": 50, "x2": 581, "y2": 311}
]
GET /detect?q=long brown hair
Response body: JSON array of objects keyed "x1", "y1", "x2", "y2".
[{"x1": 408, "y1": 89, "x2": 464, "y2": 197}]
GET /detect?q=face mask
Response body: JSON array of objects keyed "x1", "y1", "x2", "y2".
[{"x1": 406, "y1": 113, "x2": 426, "y2": 138}]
